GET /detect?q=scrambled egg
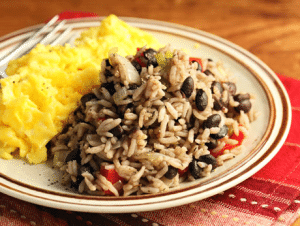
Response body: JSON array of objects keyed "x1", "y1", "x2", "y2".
[{"x1": 0, "y1": 15, "x2": 162, "y2": 164}]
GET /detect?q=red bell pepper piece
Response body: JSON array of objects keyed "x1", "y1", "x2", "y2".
[
  {"x1": 135, "y1": 48, "x2": 147, "y2": 67},
  {"x1": 210, "y1": 127, "x2": 247, "y2": 158},
  {"x1": 100, "y1": 165, "x2": 125, "y2": 195},
  {"x1": 189, "y1": 57, "x2": 203, "y2": 72},
  {"x1": 135, "y1": 57, "x2": 147, "y2": 67},
  {"x1": 178, "y1": 167, "x2": 188, "y2": 176}
]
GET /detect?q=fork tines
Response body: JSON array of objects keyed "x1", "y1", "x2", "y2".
[{"x1": 0, "y1": 15, "x2": 70, "y2": 67}]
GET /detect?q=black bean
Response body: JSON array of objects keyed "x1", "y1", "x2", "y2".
[
  {"x1": 70, "y1": 175, "x2": 83, "y2": 190},
  {"x1": 105, "y1": 58, "x2": 111, "y2": 67},
  {"x1": 195, "y1": 89, "x2": 208, "y2": 111},
  {"x1": 213, "y1": 97, "x2": 223, "y2": 111},
  {"x1": 65, "y1": 148, "x2": 81, "y2": 164},
  {"x1": 205, "y1": 139, "x2": 218, "y2": 150},
  {"x1": 233, "y1": 93, "x2": 251, "y2": 113},
  {"x1": 234, "y1": 93, "x2": 250, "y2": 102},
  {"x1": 109, "y1": 125, "x2": 123, "y2": 139},
  {"x1": 207, "y1": 58, "x2": 213, "y2": 62},
  {"x1": 147, "y1": 58, "x2": 158, "y2": 68},
  {"x1": 104, "y1": 69, "x2": 113, "y2": 77},
  {"x1": 210, "y1": 125, "x2": 228, "y2": 140},
  {"x1": 211, "y1": 81, "x2": 223, "y2": 94},
  {"x1": 203, "y1": 114, "x2": 221, "y2": 129},
  {"x1": 191, "y1": 60, "x2": 203, "y2": 71},
  {"x1": 203, "y1": 69, "x2": 213, "y2": 76},
  {"x1": 224, "y1": 82, "x2": 237, "y2": 95},
  {"x1": 198, "y1": 154, "x2": 217, "y2": 170},
  {"x1": 80, "y1": 93, "x2": 97, "y2": 108},
  {"x1": 181, "y1": 77, "x2": 194, "y2": 98},
  {"x1": 144, "y1": 48, "x2": 157, "y2": 58},
  {"x1": 164, "y1": 165, "x2": 178, "y2": 179},
  {"x1": 79, "y1": 164, "x2": 94, "y2": 175},
  {"x1": 144, "y1": 48, "x2": 158, "y2": 67},
  {"x1": 221, "y1": 92, "x2": 229, "y2": 108},
  {"x1": 186, "y1": 115, "x2": 196, "y2": 129},
  {"x1": 234, "y1": 99, "x2": 252, "y2": 113},
  {"x1": 101, "y1": 82, "x2": 116, "y2": 96},
  {"x1": 213, "y1": 92, "x2": 229, "y2": 111},
  {"x1": 131, "y1": 60, "x2": 142, "y2": 74},
  {"x1": 189, "y1": 159, "x2": 203, "y2": 179}
]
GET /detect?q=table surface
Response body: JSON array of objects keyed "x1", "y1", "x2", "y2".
[
  {"x1": 1, "y1": 0, "x2": 300, "y2": 81},
  {"x1": 0, "y1": 0, "x2": 299, "y2": 225}
]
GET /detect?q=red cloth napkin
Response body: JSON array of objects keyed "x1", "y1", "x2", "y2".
[
  {"x1": 55, "y1": 10, "x2": 98, "y2": 20},
  {"x1": 1, "y1": 12, "x2": 300, "y2": 226}
]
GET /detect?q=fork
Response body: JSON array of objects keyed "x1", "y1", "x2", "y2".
[{"x1": 0, "y1": 15, "x2": 73, "y2": 78}]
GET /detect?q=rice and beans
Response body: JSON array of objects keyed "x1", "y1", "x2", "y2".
[{"x1": 48, "y1": 45, "x2": 256, "y2": 196}]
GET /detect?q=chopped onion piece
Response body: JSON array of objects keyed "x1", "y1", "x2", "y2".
[{"x1": 115, "y1": 54, "x2": 141, "y2": 85}]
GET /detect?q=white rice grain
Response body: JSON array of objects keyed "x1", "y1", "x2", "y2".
[
  {"x1": 188, "y1": 129, "x2": 194, "y2": 143},
  {"x1": 159, "y1": 114, "x2": 169, "y2": 138},
  {"x1": 128, "y1": 138, "x2": 137, "y2": 157},
  {"x1": 96, "y1": 174, "x2": 119, "y2": 196},
  {"x1": 158, "y1": 106, "x2": 166, "y2": 123},
  {"x1": 124, "y1": 112, "x2": 138, "y2": 120},
  {"x1": 102, "y1": 109, "x2": 118, "y2": 118},
  {"x1": 83, "y1": 175, "x2": 96, "y2": 191},
  {"x1": 158, "y1": 136, "x2": 179, "y2": 144},
  {"x1": 165, "y1": 102, "x2": 178, "y2": 119},
  {"x1": 81, "y1": 154, "x2": 93, "y2": 165},
  {"x1": 133, "y1": 82, "x2": 147, "y2": 101},
  {"x1": 98, "y1": 99, "x2": 113, "y2": 108}
]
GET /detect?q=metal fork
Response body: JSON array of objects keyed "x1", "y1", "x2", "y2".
[{"x1": 0, "y1": 15, "x2": 73, "y2": 78}]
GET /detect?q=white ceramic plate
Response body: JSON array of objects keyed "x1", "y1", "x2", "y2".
[{"x1": 0, "y1": 17, "x2": 291, "y2": 213}]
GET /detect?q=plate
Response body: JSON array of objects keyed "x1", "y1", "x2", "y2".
[{"x1": 0, "y1": 17, "x2": 291, "y2": 213}]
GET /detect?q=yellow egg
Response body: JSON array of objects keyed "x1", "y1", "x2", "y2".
[{"x1": 0, "y1": 14, "x2": 162, "y2": 164}]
